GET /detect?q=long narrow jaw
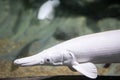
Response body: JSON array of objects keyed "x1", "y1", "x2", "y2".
[{"x1": 14, "y1": 56, "x2": 44, "y2": 66}]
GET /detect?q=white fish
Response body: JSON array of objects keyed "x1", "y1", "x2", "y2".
[
  {"x1": 37, "y1": 0, "x2": 60, "y2": 20},
  {"x1": 14, "y1": 30, "x2": 120, "y2": 79}
]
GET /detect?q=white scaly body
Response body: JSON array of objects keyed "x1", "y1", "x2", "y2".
[
  {"x1": 51, "y1": 30, "x2": 120, "y2": 63},
  {"x1": 14, "y1": 30, "x2": 120, "y2": 79},
  {"x1": 37, "y1": 0, "x2": 60, "y2": 20}
]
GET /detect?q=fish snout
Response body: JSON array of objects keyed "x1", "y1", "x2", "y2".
[
  {"x1": 14, "y1": 57, "x2": 45, "y2": 66},
  {"x1": 14, "y1": 59, "x2": 21, "y2": 65}
]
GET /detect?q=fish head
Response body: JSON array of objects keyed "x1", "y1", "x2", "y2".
[{"x1": 14, "y1": 49, "x2": 64, "y2": 66}]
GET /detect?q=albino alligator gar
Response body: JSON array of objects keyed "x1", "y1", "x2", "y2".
[
  {"x1": 14, "y1": 30, "x2": 120, "y2": 79},
  {"x1": 37, "y1": 0, "x2": 60, "y2": 20}
]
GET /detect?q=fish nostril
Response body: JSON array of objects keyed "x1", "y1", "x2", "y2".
[{"x1": 40, "y1": 59, "x2": 44, "y2": 64}]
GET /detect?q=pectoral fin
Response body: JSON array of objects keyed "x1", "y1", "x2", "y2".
[
  {"x1": 72, "y1": 62, "x2": 97, "y2": 79},
  {"x1": 65, "y1": 50, "x2": 97, "y2": 79}
]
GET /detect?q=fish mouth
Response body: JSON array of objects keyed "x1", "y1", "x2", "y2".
[
  {"x1": 14, "y1": 57, "x2": 44, "y2": 66},
  {"x1": 14, "y1": 59, "x2": 36, "y2": 66},
  {"x1": 52, "y1": 62, "x2": 63, "y2": 66}
]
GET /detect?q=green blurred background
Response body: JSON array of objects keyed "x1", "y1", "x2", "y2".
[{"x1": 0, "y1": 0, "x2": 120, "y2": 78}]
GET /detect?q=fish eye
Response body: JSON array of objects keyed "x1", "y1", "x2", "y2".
[{"x1": 46, "y1": 59, "x2": 50, "y2": 62}]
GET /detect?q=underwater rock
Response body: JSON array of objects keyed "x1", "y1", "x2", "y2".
[
  {"x1": 97, "y1": 18, "x2": 120, "y2": 31},
  {"x1": 53, "y1": 27, "x2": 79, "y2": 40}
]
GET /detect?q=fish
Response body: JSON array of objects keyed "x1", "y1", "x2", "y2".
[
  {"x1": 37, "y1": 0, "x2": 60, "y2": 20},
  {"x1": 14, "y1": 30, "x2": 120, "y2": 79}
]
